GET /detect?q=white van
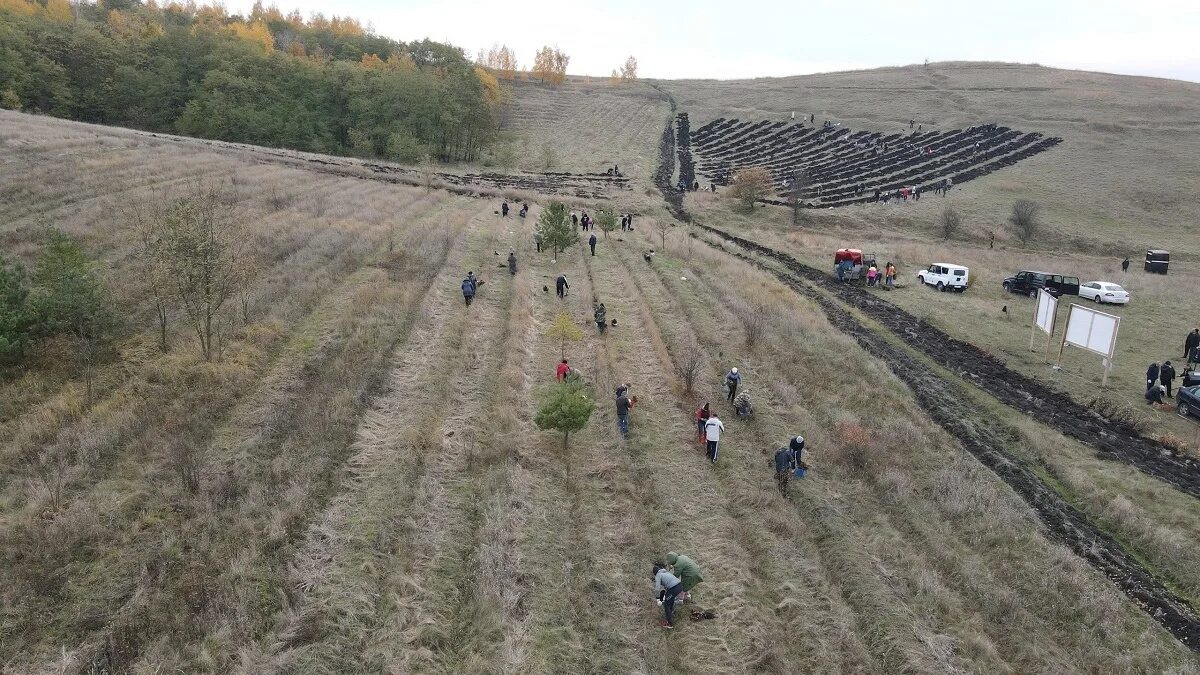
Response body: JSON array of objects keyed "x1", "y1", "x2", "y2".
[{"x1": 917, "y1": 263, "x2": 969, "y2": 292}]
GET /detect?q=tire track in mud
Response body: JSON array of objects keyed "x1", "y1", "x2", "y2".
[
  {"x1": 690, "y1": 228, "x2": 1200, "y2": 651},
  {"x1": 697, "y1": 224, "x2": 1200, "y2": 500}
]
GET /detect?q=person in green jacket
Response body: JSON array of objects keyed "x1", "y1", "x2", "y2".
[{"x1": 667, "y1": 551, "x2": 703, "y2": 600}]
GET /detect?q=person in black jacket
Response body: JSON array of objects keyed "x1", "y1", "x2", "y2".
[
  {"x1": 555, "y1": 275, "x2": 569, "y2": 299},
  {"x1": 1160, "y1": 361, "x2": 1177, "y2": 398},
  {"x1": 1146, "y1": 362, "x2": 1160, "y2": 389},
  {"x1": 1185, "y1": 329, "x2": 1199, "y2": 361},
  {"x1": 588, "y1": 233, "x2": 597, "y2": 256}
]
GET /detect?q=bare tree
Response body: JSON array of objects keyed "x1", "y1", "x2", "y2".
[
  {"x1": 737, "y1": 300, "x2": 771, "y2": 348},
  {"x1": 673, "y1": 338, "x2": 703, "y2": 394},
  {"x1": 540, "y1": 143, "x2": 557, "y2": 171},
  {"x1": 1008, "y1": 199, "x2": 1041, "y2": 244},
  {"x1": 160, "y1": 185, "x2": 251, "y2": 362},
  {"x1": 938, "y1": 206, "x2": 962, "y2": 240},
  {"x1": 787, "y1": 168, "x2": 810, "y2": 224},
  {"x1": 655, "y1": 220, "x2": 672, "y2": 251}
]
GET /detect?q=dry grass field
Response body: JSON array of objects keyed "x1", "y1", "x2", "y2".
[{"x1": 3, "y1": 58, "x2": 1200, "y2": 673}]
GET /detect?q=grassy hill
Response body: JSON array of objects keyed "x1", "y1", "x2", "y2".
[{"x1": 2, "y1": 59, "x2": 1200, "y2": 672}]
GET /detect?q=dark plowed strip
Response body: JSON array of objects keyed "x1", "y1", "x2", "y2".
[
  {"x1": 691, "y1": 224, "x2": 1200, "y2": 651},
  {"x1": 695, "y1": 224, "x2": 1200, "y2": 500}
]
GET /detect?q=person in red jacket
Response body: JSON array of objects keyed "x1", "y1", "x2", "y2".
[
  {"x1": 555, "y1": 359, "x2": 571, "y2": 381},
  {"x1": 695, "y1": 402, "x2": 710, "y2": 444}
]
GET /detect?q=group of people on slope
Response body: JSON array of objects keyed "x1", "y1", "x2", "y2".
[{"x1": 1146, "y1": 329, "x2": 1200, "y2": 405}]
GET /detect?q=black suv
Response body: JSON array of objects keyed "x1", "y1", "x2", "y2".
[{"x1": 1002, "y1": 271, "x2": 1080, "y2": 298}]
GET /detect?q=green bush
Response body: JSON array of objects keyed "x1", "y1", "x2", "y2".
[{"x1": 534, "y1": 380, "x2": 595, "y2": 449}]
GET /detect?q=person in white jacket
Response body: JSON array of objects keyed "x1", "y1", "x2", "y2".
[{"x1": 704, "y1": 414, "x2": 725, "y2": 463}]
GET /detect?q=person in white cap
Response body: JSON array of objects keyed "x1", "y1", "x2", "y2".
[{"x1": 725, "y1": 367, "x2": 741, "y2": 403}]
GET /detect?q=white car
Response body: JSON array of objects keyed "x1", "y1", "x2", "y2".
[
  {"x1": 916, "y1": 263, "x2": 969, "y2": 292},
  {"x1": 1079, "y1": 281, "x2": 1130, "y2": 304}
]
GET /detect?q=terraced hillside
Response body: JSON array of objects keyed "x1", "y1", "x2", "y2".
[{"x1": 685, "y1": 114, "x2": 1060, "y2": 206}]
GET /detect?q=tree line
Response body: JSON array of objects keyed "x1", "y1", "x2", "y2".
[
  {"x1": 475, "y1": 42, "x2": 638, "y2": 88},
  {"x1": 0, "y1": 0, "x2": 500, "y2": 162}
]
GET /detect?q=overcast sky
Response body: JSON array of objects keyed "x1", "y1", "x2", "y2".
[{"x1": 228, "y1": 0, "x2": 1200, "y2": 82}]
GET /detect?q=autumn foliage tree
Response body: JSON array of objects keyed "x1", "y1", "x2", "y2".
[
  {"x1": 730, "y1": 166, "x2": 775, "y2": 211},
  {"x1": 532, "y1": 45, "x2": 569, "y2": 86},
  {"x1": 476, "y1": 43, "x2": 520, "y2": 79},
  {"x1": 620, "y1": 55, "x2": 638, "y2": 80}
]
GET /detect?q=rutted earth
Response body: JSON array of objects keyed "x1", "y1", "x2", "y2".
[
  {"x1": 701, "y1": 224, "x2": 1200, "y2": 498},
  {"x1": 693, "y1": 222, "x2": 1200, "y2": 650}
]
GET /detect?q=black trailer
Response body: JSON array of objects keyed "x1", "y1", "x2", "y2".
[{"x1": 1145, "y1": 249, "x2": 1170, "y2": 274}]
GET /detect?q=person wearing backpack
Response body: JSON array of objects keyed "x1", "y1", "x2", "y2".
[{"x1": 461, "y1": 276, "x2": 476, "y2": 306}]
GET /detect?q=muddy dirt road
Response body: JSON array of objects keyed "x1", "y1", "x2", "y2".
[{"x1": 698, "y1": 223, "x2": 1200, "y2": 500}]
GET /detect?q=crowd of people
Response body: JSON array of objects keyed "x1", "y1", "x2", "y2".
[
  {"x1": 476, "y1": 198, "x2": 817, "y2": 631},
  {"x1": 1145, "y1": 329, "x2": 1200, "y2": 405}
]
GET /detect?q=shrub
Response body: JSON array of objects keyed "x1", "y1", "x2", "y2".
[
  {"x1": 672, "y1": 338, "x2": 703, "y2": 394},
  {"x1": 594, "y1": 206, "x2": 617, "y2": 238},
  {"x1": 938, "y1": 206, "x2": 961, "y2": 240},
  {"x1": 736, "y1": 300, "x2": 771, "y2": 349},
  {"x1": 534, "y1": 380, "x2": 595, "y2": 449},
  {"x1": 28, "y1": 231, "x2": 118, "y2": 404},
  {"x1": 1008, "y1": 199, "x2": 1041, "y2": 244},
  {"x1": 729, "y1": 166, "x2": 774, "y2": 210},
  {"x1": 545, "y1": 312, "x2": 582, "y2": 359},
  {"x1": 0, "y1": 254, "x2": 32, "y2": 362}
]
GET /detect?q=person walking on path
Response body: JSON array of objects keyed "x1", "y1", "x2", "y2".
[
  {"x1": 572, "y1": 212, "x2": 579, "y2": 228},
  {"x1": 461, "y1": 276, "x2": 476, "y2": 307},
  {"x1": 556, "y1": 358, "x2": 571, "y2": 381},
  {"x1": 616, "y1": 388, "x2": 634, "y2": 438},
  {"x1": 725, "y1": 368, "x2": 741, "y2": 403},
  {"x1": 508, "y1": 250, "x2": 517, "y2": 274},
  {"x1": 1161, "y1": 361, "x2": 1177, "y2": 398},
  {"x1": 704, "y1": 414, "x2": 725, "y2": 463},
  {"x1": 666, "y1": 552, "x2": 704, "y2": 601},
  {"x1": 1185, "y1": 329, "x2": 1199, "y2": 361},
  {"x1": 1121, "y1": 257, "x2": 1130, "y2": 273},
  {"x1": 1147, "y1": 362, "x2": 1160, "y2": 390},
  {"x1": 695, "y1": 402, "x2": 710, "y2": 444},
  {"x1": 652, "y1": 563, "x2": 684, "y2": 629},
  {"x1": 534, "y1": 231, "x2": 543, "y2": 253},
  {"x1": 589, "y1": 233, "x2": 598, "y2": 256},
  {"x1": 556, "y1": 274, "x2": 569, "y2": 299},
  {"x1": 594, "y1": 303, "x2": 607, "y2": 334}
]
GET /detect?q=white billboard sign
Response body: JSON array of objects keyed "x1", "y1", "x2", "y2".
[
  {"x1": 1058, "y1": 304, "x2": 1121, "y2": 384},
  {"x1": 1034, "y1": 289, "x2": 1057, "y2": 334}
]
